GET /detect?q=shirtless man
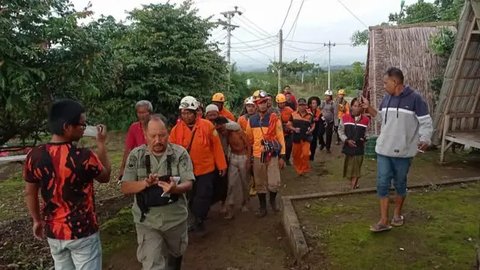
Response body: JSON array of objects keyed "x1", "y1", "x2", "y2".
[{"x1": 214, "y1": 117, "x2": 251, "y2": 219}]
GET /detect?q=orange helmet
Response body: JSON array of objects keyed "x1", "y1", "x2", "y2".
[
  {"x1": 212, "y1": 93, "x2": 225, "y2": 102},
  {"x1": 276, "y1": 93, "x2": 287, "y2": 103}
]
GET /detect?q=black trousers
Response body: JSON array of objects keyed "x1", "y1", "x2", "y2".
[
  {"x1": 318, "y1": 120, "x2": 334, "y2": 151},
  {"x1": 191, "y1": 171, "x2": 216, "y2": 221},
  {"x1": 284, "y1": 134, "x2": 293, "y2": 161},
  {"x1": 310, "y1": 121, "x2": 321, "y2": 160}
]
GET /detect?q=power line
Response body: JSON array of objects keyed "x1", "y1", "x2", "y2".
[
  {"x1": 231, "y1": 35, "x2": 274, "y2": 60},
  {"x1": 239, "y1": 15, "x2": 273, "y2": 37},
  {"x1": 280, "y1": 0, "x2": 294, "y2": 30},
  {"x1": 231, "y1": 50, "x2": 271, "y2": 66},
  {"x1": 285, "y1": 39, "x2": 352, "y2": 45},
  {"x1": 284, "y1": 0, "x2": 305, "y2": 40},
  {"x1": 234, "y1": 19, "x2": 277, "y2": 41},
  {"x1": 336, "y1": 0, "x2": 368, "y2": 28}
]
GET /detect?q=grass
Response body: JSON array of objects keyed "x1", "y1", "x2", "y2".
[
  {"x1": 0, "y1": 173, "x2": 26, "y2": 221},
  {"x1": 295, "y1": 183, "x2": 480, "y2": 269},
  {"x1": 100, "y1": 206, "x2": 136, "y2": 257}
]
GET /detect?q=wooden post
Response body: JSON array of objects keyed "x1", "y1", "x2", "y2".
[{"x1": 440, "y1": 114, "x2": 450, "y2": 163}]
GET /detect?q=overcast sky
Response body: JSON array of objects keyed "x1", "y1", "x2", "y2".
[{"x1": 71, "y1": 0, "x2": 428, "y2": 70}]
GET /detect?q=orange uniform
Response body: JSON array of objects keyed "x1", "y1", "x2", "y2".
[
  {"x1": 279, "y1": 106, "x2": 294, "y2": 133},
  {"x1": 289, "y1": 111, "x2": 315, "y2": 175},
  {"x1": 237, "y1": 114, "x2": 250, "y2": 132},
  {"x1": 170, "y1": 118, "x2": 227, "y2": 176},
  {"x1": 337, "y1": 99, "x2": 350, "y2": 119},
  {"x1": 246, "y1": 112, "x2": 286, "y2": 158},
  {"x1": 219, "y1": 107, "x2": 236, "y2": 121}
]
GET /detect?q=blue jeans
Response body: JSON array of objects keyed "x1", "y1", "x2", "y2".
[
  {"x1": 47, "y1": 232, "x2": 102, "y2": 270},
  {"x1": 376, "y1": 154, "x2": 412, "y2": 198}
]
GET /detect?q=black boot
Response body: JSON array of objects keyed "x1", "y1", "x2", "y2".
[
  {"x1": 255, "y1": 193, "x2": 267, "y2": 217},
  {"x1": 167, "y1": 255, "x2": 183, "y2": 270},
  {"x1": 269, "y1": 192, "x2": 279, "y2": 212}
]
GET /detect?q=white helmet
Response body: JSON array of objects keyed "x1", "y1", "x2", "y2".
[
  {"x1": 179, "y1": 96, "x2": 199, "y2": 110},
  {"x1": 244, "y1": 96, "x2": 255, "y2": 105},
  {"x1": 324, "y1": 89, "x2": 333, "y2": 96}
]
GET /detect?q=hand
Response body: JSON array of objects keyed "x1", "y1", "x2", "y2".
[
  {"x1": 158, "y1": 179, "x2": 177, "y2": 194},
  {"x1": 219, "y1": 170, "x2": 227, "y2": 177},
  {"x1": 417, "y1": 141, "x2": 429, "y2": 152},
  {"x1": 145, "y1": 173, "x2": 159, "y2": 187},
  {"x1": 96, "y1": 124, "x2": 107, "y2": 144},
  {"x1": 278, "y1": 158, "x2": 285, "y2": 169},
  {"x1": 360, "y1": 96, "x2": 370, "y2": 109},
  {"x1": 346, "y1": 140, "x2": 357, "y2": 148},
  {"x1": 294, "y1": 127, "x2": 301, "y2": 133},
  {"x1": 323, "y1": 121, "x2": 328, "y2": 128},
  {"x1": 32, "y1": 221, "x2": 45, "y2": 240}
]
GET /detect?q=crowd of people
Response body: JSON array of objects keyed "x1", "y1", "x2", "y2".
[{"x1": 22, "y1": 67, "x2": 433, "y2": 270}]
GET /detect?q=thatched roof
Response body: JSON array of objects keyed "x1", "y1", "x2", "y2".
[
  {"x1": 432, "y1": 0, "x2": 480, "y2": 143},
  {"x1": 363, "y1": 22, "x2": 456, "y2": 134}
]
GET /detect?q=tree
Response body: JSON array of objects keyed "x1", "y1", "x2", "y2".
[
  {"x1": 0, "y1": 0, "x2": 103, "y2": 145},
  {"x1": 389, "y1": 0, "x2": 465, "y2": 24},
  {"x1": 120, "y1": 2, "x2": 227, "y2": 115},
  {"x1": 351, "y1": 29, "x2": 369, "y2": 47}
]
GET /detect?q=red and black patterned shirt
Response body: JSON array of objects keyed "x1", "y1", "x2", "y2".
[{"x1": 23, "y1": 143, "x2": 103, "y2": 240}]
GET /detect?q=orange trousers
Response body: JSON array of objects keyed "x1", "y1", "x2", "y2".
[{"x1": 292, "y1": 140, "x2": 311, "y2": 175}]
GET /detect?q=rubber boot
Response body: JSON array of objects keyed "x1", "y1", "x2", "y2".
[
  {"x1": 167, "y1": 255, "x2": 183, "y2": 270},
  {"x1": 255, "y1": 193, "x2": 267, "y2": 217},
  {"x1": 269, "y1": 191, "x2": 279, "y2": 212}
]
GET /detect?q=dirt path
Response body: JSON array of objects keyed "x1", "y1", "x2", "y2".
[{"x1": 2, "y1": 138, "x2": 479, "y2": 269}]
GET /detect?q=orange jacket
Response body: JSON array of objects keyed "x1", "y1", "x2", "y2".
[
  {"x1": 237, "y1": 115, "x2": 249, "y2": 132},
  {"x1": 246, "y1": 112, "x2": 286, "y2": 158},
  {"x1": 279, "y1": 106, "x2": 294, "y2": 134},
  {"x1": 170, "y1": 118, "x2": 227, "y2": 176},
  {"x1": 337, "y1": 99, "x2": 350, "y2": 119},
  {"x1": 219, "y1": 108, "x2": 236, "y2": 121}
]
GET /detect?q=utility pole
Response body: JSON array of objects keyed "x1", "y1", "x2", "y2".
[
  {"x1": 218, "y1": 6, "x2": 242, "y2": 92},
  {"x1": 324, "y1": 41, "x2": 336, "y2": 90},
  {"x1": 278, "y1": 29, "x2": 283, "y2": 93}
]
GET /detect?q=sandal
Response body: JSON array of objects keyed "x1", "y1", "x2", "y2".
[
  {"x1": 370, "y1": 223, "x2": 392, "y2": 233},
  {"x1": 391, "y1": 215, "x2": 404, "y2": 227}
]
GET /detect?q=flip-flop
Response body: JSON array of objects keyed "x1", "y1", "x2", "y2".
[
  {"x1": 370, "y1": 223, "x2": 392, "y2": 233},
  {"x1": 391, "y1": 215, "x2": 405, "y2": 227}
]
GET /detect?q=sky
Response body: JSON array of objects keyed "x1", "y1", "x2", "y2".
[{"x1": 71, "y1": 0, "x2": 428, "y2": 70}]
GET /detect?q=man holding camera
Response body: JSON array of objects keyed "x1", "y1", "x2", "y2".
[{"x1": 121, "y1": 115, "x2": 194, "y2": 270}]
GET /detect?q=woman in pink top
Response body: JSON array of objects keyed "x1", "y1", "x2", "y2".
[{"x1": 118, "y1": 100, "x2": 152, "y2": 180}]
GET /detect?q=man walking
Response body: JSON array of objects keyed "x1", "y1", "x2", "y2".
[
  {"x1": 121, "y1": 115, "x2": 194, "y2": 270},
  {"x1": 362, "y1": 67, "x2": 433, "y2": 232},
  {"x1": 246, "y1": 90, "x2": 286, "y2": 217},
  {"x1": 24, "y1": 99, "x2": 111, "y2": 270},
  {"x1": 169, "y1": 96, "x2": 227, "y2": 234}
]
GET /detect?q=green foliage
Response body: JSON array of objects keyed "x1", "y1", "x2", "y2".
[
  {"x1": 389, "y1": 0, "x2": 465, "y2": 24},
  {"x1": 351, "y1": 29, "x2": 369, "y2": 47},
  {"x1": 0, "y1": 0, "x2": 228, "y2": 143},
  {"x1": 429, "y1": 27, "x2": 456, "y2": 57},
  {"x1": 120, "y1": 2, "x2": 227, "y2": 114}
]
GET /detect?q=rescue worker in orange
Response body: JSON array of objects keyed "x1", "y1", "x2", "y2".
[
  {"x1": 335, "y1": 89, "x2": 350, "y2": 145},
  {"x1": 288, "y1": 98, "x2": 315, "y2": 175},
  {"x1": 276, "y1": 93, "x2": 294, "y2": 166},
  {"x1": 238, "y1": 96, "x2": 256, "y2": 132},
  {"x1": 246, "y1": 90, "x2": 286, "y2": 217},
  {"x1": 212, "y1": 93, "x2": 236, "y2": 121},
  {"x1": 169, "y1": 96, "x2": 227, "y2": 234}
]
